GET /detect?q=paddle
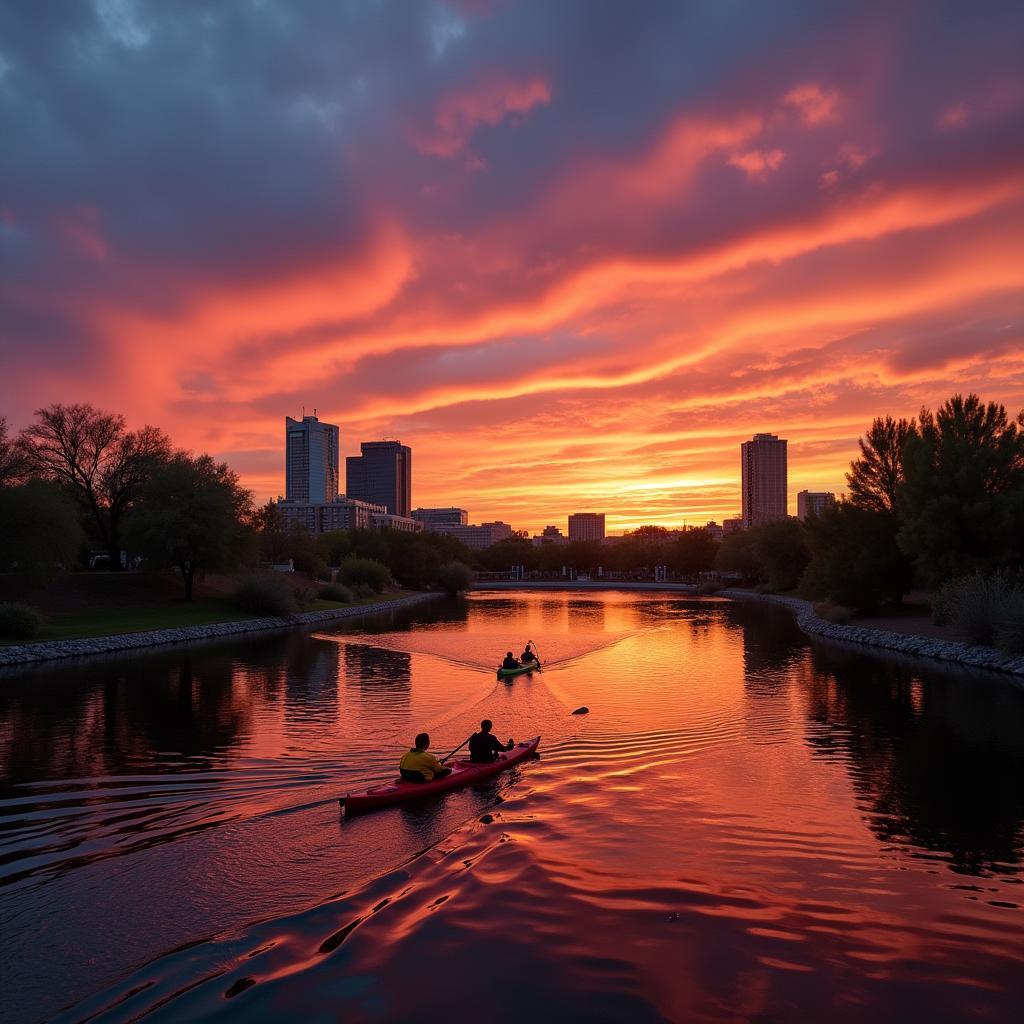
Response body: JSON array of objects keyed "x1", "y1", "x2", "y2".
[
  {"x1": 527, "y1": 639, "x2": 542, "y2": 667},
  {"x1": 441, "y1": 735, "x2": 473, "y2": 764}
]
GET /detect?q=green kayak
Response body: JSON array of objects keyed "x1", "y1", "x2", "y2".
[{"x1": 497, "y1": 659, "x2": 541, "y2": 678}]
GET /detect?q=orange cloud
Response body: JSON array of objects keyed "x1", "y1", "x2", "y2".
[
  {"x1": 416, "y1": 76, "x2": 551, "y2": 157},
  {"x1": 783, "y1": 82, "x2": 840, "y2": 125},
  {"x1": 728, "y1": 148, "x2": 785, "y2": 180}
]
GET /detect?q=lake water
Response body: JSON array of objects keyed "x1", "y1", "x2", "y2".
[{"x1": 2, "y1": 591, "x2": 1024, "y2": 1023}]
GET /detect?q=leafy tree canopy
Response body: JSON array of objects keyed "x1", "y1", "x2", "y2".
[{"x1": 898, "y1": 394, "x2": 1024, "y2": 587}]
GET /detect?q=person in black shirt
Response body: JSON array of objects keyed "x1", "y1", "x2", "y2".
[
  {"x1": 501, "y1": 651, "x2": 520, "y2": 671},
  {"x1": 469, "y1": 719, "x2": 514, "y2": 763}
]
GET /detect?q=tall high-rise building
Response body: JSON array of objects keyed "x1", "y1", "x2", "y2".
[
  {"x1": 568, "y1": 512, "x2": 606, "y2": 542},
  {"x1": 285, "y1": 414, "x2": 339, "y2": 504},
  {"x1": 346, "y1": 441, "x2": 412, "y2": 517},
  {"x1": 741, "y1": 432, "x2": 788, "y2": 528},
  {"x1": 797, "y1": 490, "x2": 836, "y2": 521}
]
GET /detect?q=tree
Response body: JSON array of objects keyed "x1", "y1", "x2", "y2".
[
  {"x1": 20, "y1": 403, "x2": 171, "y2": 566},
  {"x1": 317, "y1": 529, "x2": 354, "y2": 568},
  {"x1": 437, "y1": 561, "x2": 473, "y2": 595},
  {"x1": 477, "y1": 536, "x2": 536, "y2": 572},
  {"x1": 0, "y1": 479, "x2": 84, "y2": 575},
  {"x1": 0, "y1": 416, "x2": 30, "y2": 486},
  {"x1": 670, "y1": 529, "x2": 719, "y2": 576},
  {"x1": 715, "y1": 520, "x2": 809, "y2": 590},
  {"x1": 286, "y1": 523, "x2": 329, "y2": 579},
  {"x1": 898, "y1": 394, "x2": 1024, "y2": 587},
  {"x1": 254, "y1": 501, "x2": 291, "y2": 564},
  {"x1": 846, "y1": 415, "x2": 916, "y2": 513},
  {"x1": 800, "y1": 504, "x2": 913, "y2": 612},
  {"x1": 126, "y1": 453, "x2": 254, "y2": 600},
  {"x1": 715, "y1": 529, "x2": 762, "y2": 582},
  {"x1": 337, "y1": 557, "x2": 391, "y2": 593},
  {"x1": 563, "y1": 540, "x2": 603, "y2": 571},
  {"x1": 752, "y1": 519, "x2": 809, "y2": 591}
]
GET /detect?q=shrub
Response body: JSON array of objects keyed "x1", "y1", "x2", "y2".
[
  {"x1": 336, "y1": 557, "x2": 391, "y2": 593},
  {"x1": 292, "y1": 585, "x2": 316, "y2": 610},
  {"x1": 932, "y1": 571, "x2": 1024, "y2": 652},
  {"x1": 318, "y1": 583, "x2": 354, "y2": 603},
  {"x1": 436, "y1": 561, "x2": 473, "y2": 595},
  {"x1": 352, "y1": 582, "x2": 377, "y2": 599},
  {"x1": 814, "y1": 600, "x2": 854, "y2": 625},
  {"x1": 993, "y1": 602, "x2": 1024, "y2": 655},
  {"x1": 233, "y1": 575, "x2": 297, "y2": 617},
  {"x1": 800, "y1": 505, "x2": 912, "y2": 614},
  {"x1": 0, "y1": 602, "x2": 44, "y2": 640}
]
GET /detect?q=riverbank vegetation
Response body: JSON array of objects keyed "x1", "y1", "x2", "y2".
[
  {"x1": 714, "y1": 394, "x2": 1024, "y2": 653},
  {"x1": 0, "y1": 405, "x2": 471, "y2": 641},
  {"x1": 2, "y1": 393, "x2": 1022, "y2": 650}
]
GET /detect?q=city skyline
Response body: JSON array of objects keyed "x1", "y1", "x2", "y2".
[{"x1": 2, "y1": 4, "x2": 1022, "y2": 536}]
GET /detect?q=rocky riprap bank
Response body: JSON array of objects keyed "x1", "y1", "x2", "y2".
[
  {"x1": 720, "y1": 589, "x2": 1024, "y2": 678},
  {"x1": 0, "y1": 593, "x2": 443, "y2": 668}
]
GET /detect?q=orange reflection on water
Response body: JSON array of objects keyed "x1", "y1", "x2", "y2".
[{"x1": 3, "y1": 591, "x2": 1024, "y2": 1022}]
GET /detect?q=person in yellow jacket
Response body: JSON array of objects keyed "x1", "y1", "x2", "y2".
[{"x1": 399, "y1": 732, "x2": 452, "y2": 782}]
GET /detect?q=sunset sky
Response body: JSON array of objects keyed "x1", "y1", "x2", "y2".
[{"x1": 2, "y1": 1, "x2": 1023, "y2": 534}]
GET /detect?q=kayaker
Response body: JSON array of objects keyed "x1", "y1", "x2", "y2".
[
  {"x1": 501, "y1": 651, "x2": 520, "y2": 671},
  {"x1": 399, "y1": 733, "x2": 452, "y2": 782},
  {"x1": 469, "y1": 720, "x2": 515, "y2": 763},
  {"x1": 520, "y1": 643, "x2": 536, "y2": 664}
]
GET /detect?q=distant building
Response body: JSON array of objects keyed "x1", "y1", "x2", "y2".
[
  {"x1": 568, "y1": 512, "x2": 606, "y2": 542},
  {"x1": 285, "y1": 414, "x2": 339, "y2": 504},
  {"x1": 413, "y1": 507, "x2": 468, "y2": 529},
  {"x1": 533, "y1": 525, "x2": 567, "y2": 546},
  {"x1": 278, "y1": 496, "x2": 384, "y2": 535},
  {"x1": 433, "y1": 521, "x2": 513, "y2": 549},
  {"x1": 371, "y1": 512, "x2": 422, "y2": 533},
  {"x1": 703, "y1": 521, "x2": 724, "y2": 541},
  {"x1": 723, "y1": 517, "x2": 744, "y2": 535},
  {"x1": 741, "y1": 433, "x2": 788, "y2": 529},
  {"x1": 797, "y1": 490, "x2": 836, "y2": 521},
  {"x1": 346, "y1": 441, "x2": 412, "y2": 517}
]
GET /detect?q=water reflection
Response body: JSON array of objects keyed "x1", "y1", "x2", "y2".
[
  {"x1": 804, "y1": 646, "x2": 1024, "y2": 877},
  {"x1": 0, "y1": 649, "x2": 257, "y2": 783},
  {"x1": 343, "y1": 643, "x2": 412, "y2": 706},
  {"x1": 3, "y1": 591, "x2": 1024, "y2": 1024}
]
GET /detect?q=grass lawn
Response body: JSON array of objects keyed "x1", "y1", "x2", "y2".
[{"x1": 1, "y1": 589, "x2": 423, "y2": 645}]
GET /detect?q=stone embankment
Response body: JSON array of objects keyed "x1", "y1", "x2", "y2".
[
  {"x1": 720, "y1": 589, "x2": 1024, "y2": 678},
  {"x1": 0, "y1": 593, "x2": 443, "y2": 669}
]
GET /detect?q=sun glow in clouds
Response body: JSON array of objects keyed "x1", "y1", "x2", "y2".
[{"x1": 1, "y1": 2, "x2": 1023, "y2": 532}]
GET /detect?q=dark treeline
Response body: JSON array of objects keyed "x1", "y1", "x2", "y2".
[
  {"x1": 1, "y1": 405, "x2": 254, "y2": 601},
  {"x1": 0, "y1": 404, "x2": 475, "y2": 611},
  {"x1": 477, "y1": 526, "x2": 719, "y2": 578},
  {"x1": 3, "y1": 393, "x2": 1023, "y2": 650},
  {"x1": 717, "y1": 394, "x2": 1024, "y2": 653}
]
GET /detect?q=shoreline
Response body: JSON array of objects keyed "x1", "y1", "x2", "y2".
[
  {"x1": 475, "y1": 582, "x2": 1024, "y2": 679},
  {"x1": 717, "y1": 589, "x2": 1024, "y2": 679},
  {"x1": 0, "y1": 592, "x2": 444, "y2": 670}
]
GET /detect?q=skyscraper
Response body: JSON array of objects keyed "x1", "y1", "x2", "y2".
[
  {"x1": 346, "y1": 441, "x2": 412, "y2": 517},
  {"x1": 285, "y1": 414, "x2": 339, "y2": 504},
  {"x1": 741, "y1": 432, "x2": 788, "y2": 528},
  {"x1": 568, "y1": 512, "x2": 606, "y2": 541}
]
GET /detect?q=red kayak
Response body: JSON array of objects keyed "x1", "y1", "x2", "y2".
[{"x1": 340, "y1": 736, "x2": 541, "y2": 813}]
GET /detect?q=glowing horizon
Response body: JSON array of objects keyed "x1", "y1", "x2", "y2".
[{"x1": 2, "y1": 3, "x2": 1022, "y2": 535}]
